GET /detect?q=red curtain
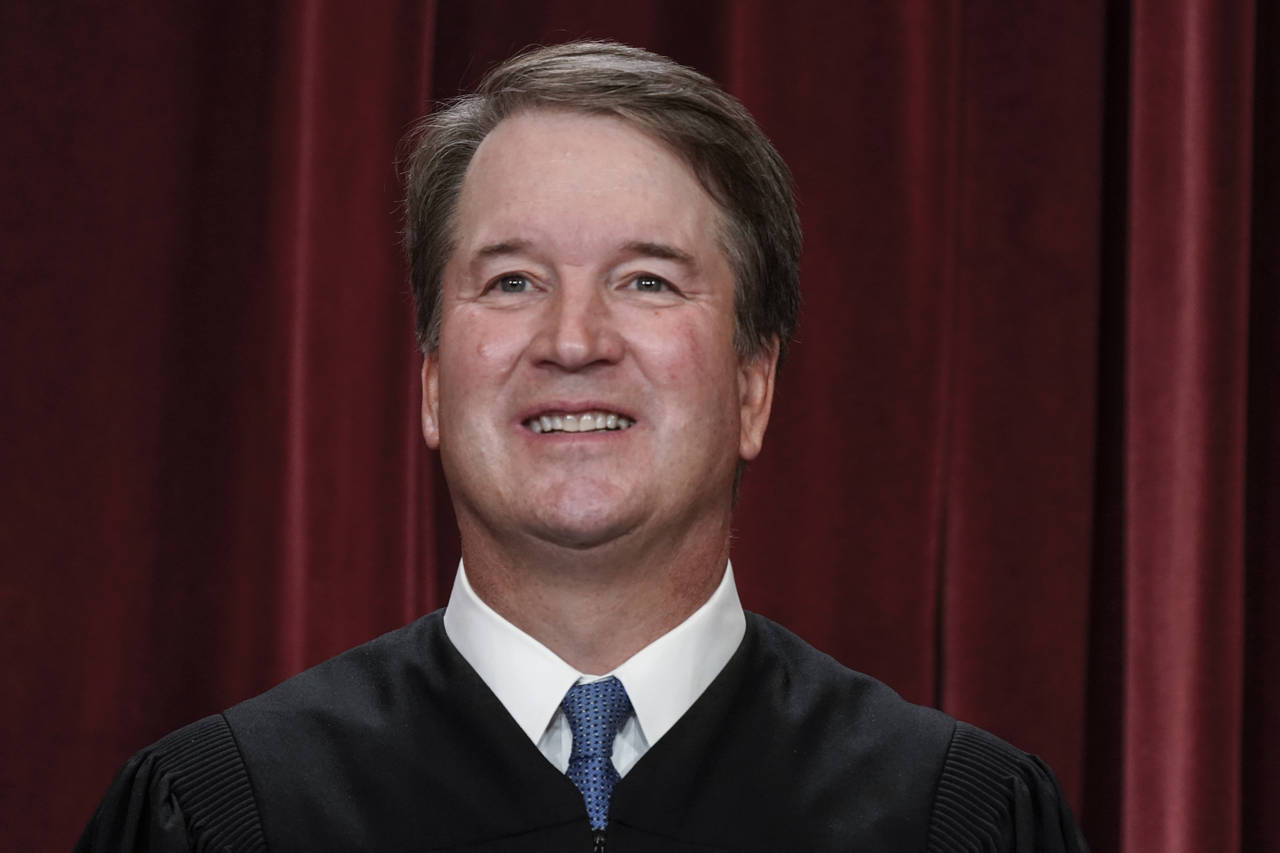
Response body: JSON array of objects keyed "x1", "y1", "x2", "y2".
[{"x1": 1, "y1": 3, "x2": 1274, "y2": 851}]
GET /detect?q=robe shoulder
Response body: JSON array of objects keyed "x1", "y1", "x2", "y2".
[
  {"x1": 927, "y1": 722, "x2": 1091, "y2": 853},
  {"x1": 74, "y1": 714, "x2": 265, "y2": 853},
  {"x1": 75, "y1": 612, "x2": 449, "y2": 853},
  {"x1": 738, "y1": 615, "x2": 1089, "y2": 852}
]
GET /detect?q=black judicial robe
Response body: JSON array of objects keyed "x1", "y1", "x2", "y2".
[{"x1": 77, "y1": 612, "x2": 1089, "y2": 852}]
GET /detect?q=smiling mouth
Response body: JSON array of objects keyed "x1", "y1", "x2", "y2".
[{"x1": 524, "y1": 410, "x2": 635, "y2": 434}]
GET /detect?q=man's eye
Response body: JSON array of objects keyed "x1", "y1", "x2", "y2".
[
  {"x1": 629, "y1": 274, "x2": 669, "y2": 293},
  {"x1": 493, "y1": 275, "x2": 529, "y2": 293}
]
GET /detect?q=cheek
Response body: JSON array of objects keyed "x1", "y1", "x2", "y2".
[
  {"x1": 474, "y1": 336, "x2": 511, "y2": 364},
  {"x1": 637, "y1": 319, "x2": 700, "y2": 376},
  {"x1": 638, "y1": 315, "x2": 740, "y2": 407},
  {"x1": 441, "y1": 312, "x2": 525, "y2": 380}
]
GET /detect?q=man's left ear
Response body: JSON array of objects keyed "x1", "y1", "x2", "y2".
[
  {"x1": 420, "y1": 353, "x2": 441, "y2": 450},
  {"x1": 738, "y1": 337, "x2": 779, "y2": 462}
]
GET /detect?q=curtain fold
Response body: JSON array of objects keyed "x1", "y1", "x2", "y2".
[
  {"x1": 1123, "y1": 2, "x2": 1255, "y2": 849},
  {"x1": 936, "y1": 3, "x2": 1101, "y2": 800},
  {"x1": 1, "y1": 3, "x2": 1273, "y2": 851},
  {"x1": 255, "y1": 0, "x2": 446, "y2": 679},
  {"x1": 1242, "y1": 8, "x2": 1280, "y2": 852}
]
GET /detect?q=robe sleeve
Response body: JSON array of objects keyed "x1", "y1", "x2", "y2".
[
  {"x1": 926, "y1": 722, "x2": 1090, "y2": 853},
  {"x1": 75, "y1": 715, "x2": 267, "y2": 853}
]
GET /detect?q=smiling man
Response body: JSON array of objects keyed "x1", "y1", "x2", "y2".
[
  {"x1": 423, "y1": 107, "x2": 772, "y2": 680},
  {"x1": 78, "y1": 42, "x2": 1087, "y2": 853}
]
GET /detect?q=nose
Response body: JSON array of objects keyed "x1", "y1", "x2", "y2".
[{"x1": 531, "y1": 276, "x2": 625, "y2": 370}]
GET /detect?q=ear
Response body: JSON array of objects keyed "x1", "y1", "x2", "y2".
[
  {"x1": 420, "y1": 353, "x2": 441, "y2": 449},
  {"x1": 737, "y1": 337, "x2": 779, "y2": 461}
]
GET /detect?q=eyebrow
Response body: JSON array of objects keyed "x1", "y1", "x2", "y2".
[
  {"x1": 465, "y1": 240, "x2": 533, "y2": 277},
  {"x1": 620, "y1": 241, "x2": 697, "y2": 268},
  {"x1": 474, "y1": 239, "x2": 532, "y2": 259}
]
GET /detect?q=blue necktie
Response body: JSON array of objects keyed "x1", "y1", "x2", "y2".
[{"x1": 561, "y1": 676, "x2": 633, "y2": 830}]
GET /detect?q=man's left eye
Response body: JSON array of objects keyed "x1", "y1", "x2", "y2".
[
  {"x1": 492, "y1": 274, "x2": 529, "y2": 293},
  {"x1": 629, "y1": 275, "x2": 669, "y2": 293}
]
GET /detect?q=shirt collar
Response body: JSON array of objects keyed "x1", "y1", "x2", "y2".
[{"x1": 443, "y1": 560, "x2": 746, "y2": 750}]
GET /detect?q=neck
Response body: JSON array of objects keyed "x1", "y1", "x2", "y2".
[{"x1": 458, "y1": 517, "x2": 731, "y2": 674}]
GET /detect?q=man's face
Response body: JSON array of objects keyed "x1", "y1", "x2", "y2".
[{"x1": 422, "y1": 109, "x2": 776, "y2": 554}]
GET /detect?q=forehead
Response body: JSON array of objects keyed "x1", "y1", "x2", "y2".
[{"x1": 449, "y1": 109, "x2": 723, "y2": 258}]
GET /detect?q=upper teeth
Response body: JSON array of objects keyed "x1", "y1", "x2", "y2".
[{"x1": 526, "y1": 411, "x2": 634, "y2": 434}]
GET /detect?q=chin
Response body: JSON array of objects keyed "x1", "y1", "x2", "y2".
[{"x1": 528, "y1": 496, "x2": 641, "y2": 551}]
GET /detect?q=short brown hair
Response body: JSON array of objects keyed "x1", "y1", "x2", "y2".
[{"x1": 403, "y1": 40, "x2": 801, "y2": 363}]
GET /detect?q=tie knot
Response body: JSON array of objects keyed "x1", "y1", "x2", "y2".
[{"x1": 561, "y1": 676, "x2": 633, "y2": 760}]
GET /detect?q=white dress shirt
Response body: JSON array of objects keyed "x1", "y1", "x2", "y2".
[{"x1": 443, "y1": 561, "x2": 746, "y2": 776}]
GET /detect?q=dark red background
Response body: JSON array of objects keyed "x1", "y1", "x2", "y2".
[{"x1": 2, "y1": 3, "x2": 1275, "y2": 851}]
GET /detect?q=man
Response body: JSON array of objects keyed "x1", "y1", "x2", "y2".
[{"x1": 78, "y1": 41, "x2": 1088, "y2": 852}]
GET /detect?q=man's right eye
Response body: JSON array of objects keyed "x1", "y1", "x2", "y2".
[{"x1": 493, "y1": 274, "x2": 529, "y2": 293}]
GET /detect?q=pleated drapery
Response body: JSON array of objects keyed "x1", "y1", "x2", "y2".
[{"x1": 1, "y1": 3, "x2": 1274, "y2": 851}]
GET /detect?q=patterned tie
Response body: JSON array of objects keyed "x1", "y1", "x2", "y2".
[{"x1": 561, "y1": 676, "x2": 633, "y2": 830}]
